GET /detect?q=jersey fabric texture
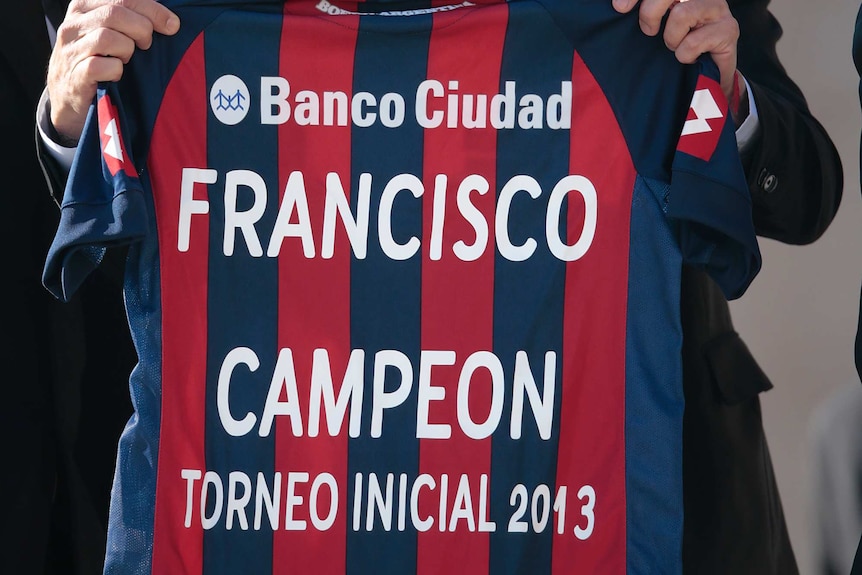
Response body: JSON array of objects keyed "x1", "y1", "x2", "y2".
[{"x1": 44, "y1": 0, "x2": 761, "y2": 573}]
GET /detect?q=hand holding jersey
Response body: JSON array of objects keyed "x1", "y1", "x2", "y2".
[
  {"x1": 613, "y1": 0, "x2": 748, "y2": 124},
  {"x1": 46, "y1": 0, "x2": 179, "y2": 143}
]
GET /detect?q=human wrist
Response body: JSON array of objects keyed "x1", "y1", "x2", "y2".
[{"x1": 46, "y1": 97, "x2": 82, "y2": 147}]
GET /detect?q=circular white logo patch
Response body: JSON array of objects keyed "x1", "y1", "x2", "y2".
[{"x1": 210, "y1": 75, "x2": 250, "y2": 125}]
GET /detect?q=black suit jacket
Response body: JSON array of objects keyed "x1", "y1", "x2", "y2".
[
  {"x1": 681, "y1": 1, "x2": 842, "y2": 574},
  {"x1": 1, "y1": 6, "x2": 63, "y2": 574},
  {"x1": 2, "y1": 3, "x2": 135, "y2": 574}
]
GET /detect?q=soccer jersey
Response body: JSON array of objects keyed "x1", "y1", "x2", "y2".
[{"x1": 44, "y1": 0, "x2": 761, "y2": 573}]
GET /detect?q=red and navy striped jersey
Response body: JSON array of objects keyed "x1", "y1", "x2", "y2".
[{"x1": 44, "y1": 0, "x2": 760, "y2": 573}]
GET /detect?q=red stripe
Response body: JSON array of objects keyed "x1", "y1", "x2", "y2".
[
  {"x1": 272, "y1": 8, "x2": 359, "y2": 574},
  {"x1": 551, "y1": 53, "x2": 633, "y2": 574},
  {"x1": 416, "y1": 6, "x2": 507, "y2": 574},
  {"x1": 150, "y1": 35, "x2": 208, "y2": 575}
]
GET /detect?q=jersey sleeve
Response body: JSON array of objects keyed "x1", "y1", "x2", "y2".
[
  {"x1": 536, "y1": 0, "x2": 760, "y2": 299},
  {"x1": 43, "y1": 83, "x2": 149, "y2": 302},
  {"x1": 667, "y1": 58, "x2": 761, "y2": 300}
]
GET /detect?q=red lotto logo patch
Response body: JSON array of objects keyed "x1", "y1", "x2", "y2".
[
  {"x1": 98, "y1": 95, "x2": 137, "y2": 177},
  {"x1": 677, "y1": 75, "x2": 728, "y2": 162}
]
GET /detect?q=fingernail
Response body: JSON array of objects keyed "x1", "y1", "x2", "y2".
[
  {"x1": 612, "y1": 0, "x2": 634, "y2": 11},
  {"x1": 639, "y1": 18, "x2": 656, "y2": 36},
  {"x1": 165, "y1": 15, "x2": 180, "y2": 34}
]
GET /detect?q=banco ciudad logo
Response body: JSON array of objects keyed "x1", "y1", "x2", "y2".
[{"x1": 210, "y1": 75, "x2": 250, "y2": 125}]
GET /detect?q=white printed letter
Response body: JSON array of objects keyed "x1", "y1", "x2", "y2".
[
  {"x1": 261, "y1": 77, "x2": 291, "y2": 125},
  {"x1": 457, "y1": 351, "x2": 505, "y2": 440},
  {"x1": 416, "y1": 80, "x2": 444, "y2": 129},
  {"x1": 224, "y1": 170, "x2": 267, "y2": 257},
  {"x1": 308, "y1": 348, "x2": 365, "y2": 438},
  {"x1": 496, "y1": 175, "x2": 541, "y2": 262},
  {"x1": 546, "y1": 175, "x2": 597, "y2": 262},
  {"x1": 259, "y1": 348, "x2": 303, "y2": 437},
  {"x1": 453, "y1": 175, "x2": 490, "y2": 262},
  {"x1": 267, "y1": 170, "x2": 315, "y2": 258},
  {"x1": 510, "y1": 351, "x2": 556, "y2": 440},
  {"x1": 178, "y1": 168, "x2": 216, "y2": 252},
  {"x1": 182, "y1": 469, "x2": 202, "y2": 528},
  {"x1": 379, "y1": 174, "x2": 423, "y2": 261},
  {"x1": 322, "y1": 172, "x2": 371, "y2": 260},
  {"x1": 416, "y1": 350, "x2": 456, "y2": 439},
  {"x1": 371, "y1": 350, "x2": 414, "y2": 438},
  {"x1": 217, "y1": 347, "x2": 259, "y2": 437}
]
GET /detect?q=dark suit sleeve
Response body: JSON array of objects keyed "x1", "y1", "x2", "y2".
[{"x1": 731, "y1": 0, "x2": 843, "y2": 245}]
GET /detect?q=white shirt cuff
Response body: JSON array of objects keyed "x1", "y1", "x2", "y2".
[
  {"x1": 735, "y1": 75, "x2": 760, "y2": 153},
  {"x1": 36, "y1": 88, "x2": 77, "y2": 174}
]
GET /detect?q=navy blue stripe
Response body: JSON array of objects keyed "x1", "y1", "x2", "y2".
[
  {"x1": 489, "y1": 5, "x2": 572, "y2": 573},
  {"x1": 107, "y1": 171, "x2": 163, "y2": 575},
  {"x1": 625, "y1": 176, "x2": 685, "y2": 573},
  {"x1": 203, "y1": 9, "x2": 282, "y2": 574},
  {"x1": 346, "y1": 16, "x2": 431, "y2": 575}
]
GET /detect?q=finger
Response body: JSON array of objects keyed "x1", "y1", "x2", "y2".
[
  {"x1": 636, "y1": 0, "x2": 677, "y2": 36},
  {"x1": 672, "y1": 21, "x2": 738, "y2": 99},
  {"x1": 663, "y1": 0, "x2": 729, "y2": 50},
  {"x1": 72, "y1": 0, "x2": 179, "y2": 36},
  {"x1": 75, "y1": 54, "x2": 127, "y2": 85},
  {"x1": 612, "y1": 0, "x2": 639, "y2": 14},
  {"x1": 57, "y1": 4, "x2": 152, "y2": 51},
  {"x1": 80, "y1": 26, "x2": 138, "y2": 64},
  {"x1": 58, "y1": 54, "x2": 125, "y2": 111},
  {"x1": 672, "y1": 18, "x2": 738, "y2": 65},
  {"x1": 72, "y1": 4, "x2": 160, "y2": 50}
]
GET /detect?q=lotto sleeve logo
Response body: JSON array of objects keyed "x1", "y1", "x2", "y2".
[
  {"x1": 676, "y1": 75, "x2": 728, "y2": 162},
  {"x1": 97, "y1": 94, "x2": 138, "y2": 177}
]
